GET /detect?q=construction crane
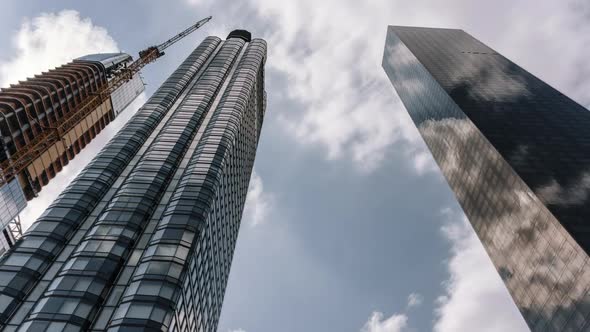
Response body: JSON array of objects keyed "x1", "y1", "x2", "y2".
[{"x1": 0, "y1": 16, "x2": 212, "y2": 188}]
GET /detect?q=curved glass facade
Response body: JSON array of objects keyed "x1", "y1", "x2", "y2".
[{"x1": 0, "y1": 32, "x2": 266, "y2": 332}]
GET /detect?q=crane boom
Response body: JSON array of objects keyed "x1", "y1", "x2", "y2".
[
  {"x1": 158, "y1": 16, "x2": 212, "y2": 52},
  {"x1": 0, "y1": 16, "x2": 212, "y2": 187},
  {"x1": 138, "y1": 16, "x2": 212, "y2": 60}
]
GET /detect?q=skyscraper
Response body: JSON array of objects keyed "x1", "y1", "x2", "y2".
[
  {"x1": 383, "y1": 26, "x2": 590, "y2": 331},
  {"x1": 0, "y1": 52, "x2": 145, "y2": 253},
  {"x1": 0, "y1": 30, "x2": 267, "y2": 332}
]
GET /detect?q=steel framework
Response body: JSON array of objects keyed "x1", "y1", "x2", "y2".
[{"x1": 0, "y1": 16, "x2": 212, "y2": 188}]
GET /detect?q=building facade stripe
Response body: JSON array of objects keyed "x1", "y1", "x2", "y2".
[{"x1": 0, "y1": 37, "x2": 220, "y2": 328}]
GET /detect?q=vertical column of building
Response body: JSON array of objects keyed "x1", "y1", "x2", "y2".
[
  {"x1": 186, "y1": 39, "x2": 266, "y2": 332},
  {"x1": 0, "y1": 37, "x2": 220, "y2": 330},
  {"x1": 100, "y1": 37, "x2": 265, "y2": 332},
  {"x1": 17, "y1": 39, "x2": 242, "y2": 331}
]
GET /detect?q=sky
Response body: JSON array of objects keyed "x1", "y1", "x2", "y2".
[{"x1": 0, "y1": 1, "x2": 589, "y2": 331}]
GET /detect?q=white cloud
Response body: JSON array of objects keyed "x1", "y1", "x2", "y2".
[
  {"x1": 433, "y1": 208, "x2": 529, "y2": 332},
  {"x1": 360, "y1": 292, "x2": 423, "y2": 332},
  {"x1": 407, "y1": 293, "x2": 423, "y2": 308},
  {"x1": 242, "y1": 170, "x2": 272, "y2": 227},
  {"x1": 247, "y1": 0, "x2": 422, "y2": 173},
  {"x1": 0, "y1": 10, "x2": 118, "y2": 88},
  {"x1": 495, "y1": 0, "x2": 590, "y2": 108},
  {"x1": 204, "y1": 0, "x2": 590, "y2": 174},
  {"x1": 361, "y1": 312, "x2": 409, "y2": 332},
  {"x1": 228, "y1": 329, "x2": 246, "y2": 332}
]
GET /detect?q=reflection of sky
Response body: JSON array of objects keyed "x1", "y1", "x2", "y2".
[
  {"x1": 537, "y1": 172, "x2": 590, "y2": 206},
  {"x1": 0, "y1": 1, "x2": 589, "y2": 332},
  {"x1": 392, "y1": 26, "x2": 590, "y2": 255},
  {"x1": 419, "y1": 116, "x2": 590, "y2": 330},
  {"x1": 384, "y1": 26, "x2": 590, "y2": 331}
]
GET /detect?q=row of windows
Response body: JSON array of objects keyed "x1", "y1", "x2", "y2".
[
  {"x1": 109, "y1": 39, "x2": 266, "y2": 332},
  {"x1": 86, "y1": 40, "x2": 229, "y2": 331},
  {"x1": 22, "y1": 38, "x2": 232, "y2": 330},
  {"x1": 92, "y1": 42, "x2": 231, "y2": 331},
  {"x1": 167, "y1": 41, "x2": 265, "y2": 332},
  {"x1": 104, "y1": 38, "x2": 246, "y2": 332},
  {"x1": 0, "y1": 37, "x2": 223, "y2": 329}
]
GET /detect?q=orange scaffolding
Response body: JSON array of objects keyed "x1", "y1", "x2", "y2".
[{"x1": 0, "y1": 16, "x2": 212, "y2": 188}]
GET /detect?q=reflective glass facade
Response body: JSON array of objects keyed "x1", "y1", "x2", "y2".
[
  {"x1": 0, "y1": 179, "x2": 26, "y2": 249},
  {"x1": 383, "y1": 26, "x2": 590, "y2": 332},
  {"x1": 0, "y1": 31, "x2": 267, "y2": 332},
  {"x1": 110, "y1": 73, "x2": 144, "y2": 116}
]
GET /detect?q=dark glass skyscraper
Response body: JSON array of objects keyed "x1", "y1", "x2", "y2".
[
  {"x1": 383, "y1": 26, "x2": 590, "y2": 331},
  {"x1": 0, "y1": 30, "x2": 266, "y2": 332}
]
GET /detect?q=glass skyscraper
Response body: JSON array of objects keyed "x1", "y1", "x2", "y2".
[
  {"x1": 0, "y1": 30, "x2": 266, "y2": 332},
  {"x1": 383, "y1": 26, "x2": 590, "y2": 331}
]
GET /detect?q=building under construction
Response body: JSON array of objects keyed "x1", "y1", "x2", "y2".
[
  {"x1": 0, "y1": 53, "x2": 145, "y2": 252},
  {"x1": 0, "y1": 16, "x2": 212, "y2": 255}
]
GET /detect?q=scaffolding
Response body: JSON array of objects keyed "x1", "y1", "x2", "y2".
[{"x1": 0, "y1": 16, "x2": 212, "y2": 241}]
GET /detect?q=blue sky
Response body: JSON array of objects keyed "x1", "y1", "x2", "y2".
[{"x1": 1, "y1": 1, "x2": 589, "y2": 331}]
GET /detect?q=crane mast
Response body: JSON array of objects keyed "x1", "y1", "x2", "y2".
[{"x1": 0, "y1": 16, "x2": 212, "y2": 188}]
